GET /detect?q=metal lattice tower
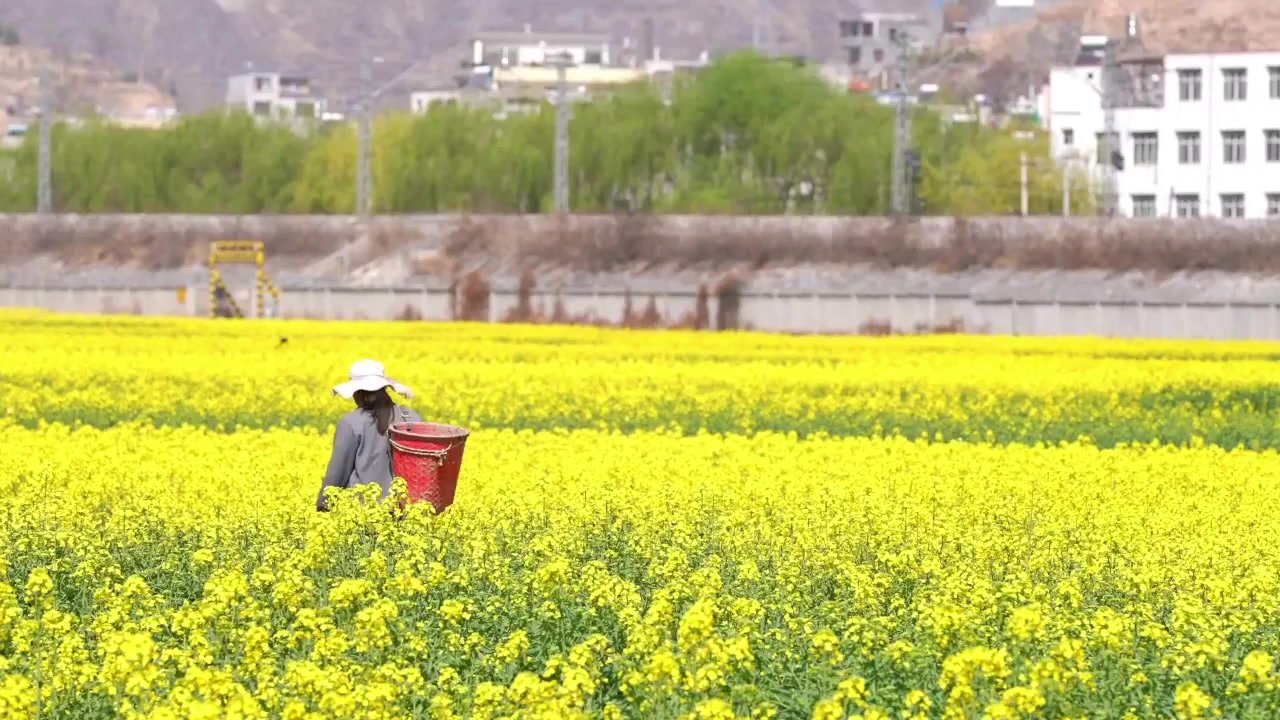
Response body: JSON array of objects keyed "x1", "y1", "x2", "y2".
[
  {"x1": 1098, "y1": 40, "x2": 1119, "y2": 218},
  {"x1": 753, "y1": 0, "x2": 772, "y2": 54},
  {"x1": 37, "y1": 62, "x2": 53, "y2": 214},
  {"x1": 551, "y1": 52, "x2": 572, "y2": 214},
  {"x1": 356, "y1": 57, "x2": 373, "y2": 217},
  {"x1": 890, "y1": 34, "x2": 912, "y2": 217}
]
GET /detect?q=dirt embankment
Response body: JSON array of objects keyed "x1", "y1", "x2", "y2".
[{"x1": 3, "y1": 213, "x2": 1280, "y2": 276}]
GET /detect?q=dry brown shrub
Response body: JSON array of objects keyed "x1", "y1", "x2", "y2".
[
  {"x1": 859, "y1": 318, "x2": 895, "y2": 336},
  {"x1": 620, "y1": 289, "x2": 634, "y2": 327},
  {"x1": 914, "y1": 317, "x2": 966, "y2": 334},
  {"x1": 454, "y1": 271, "x2": 491, "y2": 322},
  {"x1": 694, "y1": 284, "x2": 711, "y2": 330},
  {"x1": 551, "y1": 295, "x2": 570, "y2": 324},
  {"x1": 395, "y1": 304, "x2": 424, "y2": 321},
  {"x1": 636, "y1": 295, "x2": 662, "y2": 329},
  {"x1": 713, "y1": 274, "x2": 743, "y2": 331},
  {"x1": 502, "y1": 269, "x2": 537, "y2": 323}
]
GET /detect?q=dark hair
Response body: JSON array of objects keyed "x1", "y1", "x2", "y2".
[{"x1": 354, "y1": 388, "x2": 395, "y2": 435}]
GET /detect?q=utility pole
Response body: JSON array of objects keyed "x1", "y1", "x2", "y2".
[
  {"x1": 1062, "y1": 161, "x2": 1071, "y2": 217},
  {"x1": 37, "y1": 60, "x2": 53, "y2": 214},
  {"x1": 1098, "y1": 40, "x2": 1119, "y2": 217},
  {"x1": 890, "y1": 34, "x2": 912, "y2": 217},
  {"x1": 1019, "y1": 152, "x2": 1029, "y2": 216},
  {"x1": 356, "y1": 56, "x2": 373, "y2": 218},
  {"x1": 550, "y1": 52, "x2": 572, "y2": 214},
  {"x1": 753, "y1": 0, "x2": 771, "y2": 54}
]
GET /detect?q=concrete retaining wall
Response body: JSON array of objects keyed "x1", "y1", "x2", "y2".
[{"x1": 5, "y1": 283, "x2": 1279, "y2": 340}]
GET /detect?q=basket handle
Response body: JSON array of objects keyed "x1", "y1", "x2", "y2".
[{"x1": 390, "y1": 438, "x2": 451, "y2": 465}]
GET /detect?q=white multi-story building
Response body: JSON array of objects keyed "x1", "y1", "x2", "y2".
[
  {"x1": 470, "y1": 29, "x2": 612, "y2": 68},
  {"x1": 1049, "y1": 45, "x2": 1280, "y2": 218},
  {"x1": 838, "y1": 12, "x2": 939, "y2": 90},
  {"x1": 226, "y1": 72, "x2": 327, "y2": 120}
]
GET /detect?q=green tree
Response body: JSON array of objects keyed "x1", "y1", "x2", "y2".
[{"x1": 0, "y1": 52, "x2": 1074, "y2": 218}]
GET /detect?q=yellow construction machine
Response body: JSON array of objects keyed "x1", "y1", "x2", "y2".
[{"x1": 208, "y1": 241, "x2": 281, "y2": 319}]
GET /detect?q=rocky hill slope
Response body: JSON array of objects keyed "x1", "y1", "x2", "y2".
[
  {"x1": 3, "y1": 0, "x2": 1278, "y2": 113},
  {"x1": 0, "y1": 45, "x2": 174, "y2": 127}
]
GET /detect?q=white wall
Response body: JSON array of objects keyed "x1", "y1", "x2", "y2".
[
  {"x1": 479, "y1": 41, "x2": 611, "y2": 68},
  {"x1": 226, "y1": 73, "x2": 280, "y2": 114},
  {"x1": 275, "y1": 96, "x2": 327, "y2": 119},
  {"x1": 1048, "y1": 66, "x2": 1105, "y2": 168},
  {"x1": 226, "y1": 73, "x2": 327, "y2": 119},
  {"x1": 410, "y1": 91, "x2": 460, "y2": 114}
]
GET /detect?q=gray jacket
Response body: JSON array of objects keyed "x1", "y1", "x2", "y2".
[{"x1": 318, "y1": 405, "x2": 423, "y2": 509}]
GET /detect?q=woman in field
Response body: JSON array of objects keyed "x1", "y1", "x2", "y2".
[{"x1": 317, "y1": 359, "x2": 422, "y2": 511}]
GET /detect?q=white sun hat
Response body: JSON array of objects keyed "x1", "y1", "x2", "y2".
[{"x1": 332, "y1": 359, "x2": 414, "y2": 399}]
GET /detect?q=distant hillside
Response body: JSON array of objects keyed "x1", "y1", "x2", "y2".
[
  {"x1": 0, "y1": 45, "x2": 174, "y2": 128},
  {"x1": 3, "y1": 0, "x2": 1278, "y2": 114},
  {"x1": 1, "y1": 0, "x2": 938, "y2": 111},
  {"x1": 968, "y1": 0, "x2": 1280, "y2": 95}
]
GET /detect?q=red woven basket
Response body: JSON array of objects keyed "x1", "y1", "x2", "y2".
[{"x1": 388, "y1": 422, "x2": 470, "y2": 513}]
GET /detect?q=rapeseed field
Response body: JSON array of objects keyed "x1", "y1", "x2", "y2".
[{"x1": 1, "y1": 311, "x2": 1279, "y2": 719}]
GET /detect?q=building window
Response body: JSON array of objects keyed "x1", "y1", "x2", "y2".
[
  {"x1": 888, "y1": 28, "x2": 898, "y2": 42},
  {"x1": 1223, "y1": 68, "x2": 1247, "y2": 101},
  {"x1": 585, "y1": 49, "x2": 603, "y2": 64},
  {"x1": 1221, "y1": 194, "x2": 1246, "y2": 218},
  {"x1": 1269, "y1": 193, "x2": 1280, "y2": 217},
  {"x1": 1132, "y1": 132, "x2": 1158, "y2": 165},
  {"x1": 1062, "y1": 128, "x2": 1074, "y2": 146},
  {"x1": 873, "y1": 49, "x2": 884, "y2": 63},
  {"x1": 1271, "y1": 66, "x2": 1280, "y2": 99},
  {"x1": 1175, "y1": 194, "x2": 1201, "y2": 218},
  {"x1": 839, "y1": 21, "x2": 856, "y2": 37},
  {"x1": 1096, "y1": 131, "x2": 1119, "y2": 165},
  {"x1": 1177, "y1": 131, "x2": 1201, "y2": 164},
  {"x1": 847, "y1": 47, "x2": 862, "y2": 65},
  {"x1": 294, "y1": 101, "x2": 316, "y2": 118},
  {"x1": 251, "y1": 101, "x2": 271, "y2": 116},
  {"x1": 1223, "y1": 130, "x2": 1246, "y2": 163},
  {"x1": 1268, "y1": 130, "x2": 1280, "y2": 162},
  {"x1": 862, "y1": 21, "x2": 873, "y2": 36},
  {"x1": 254, "y1": 76, "x2": 272, "y2": 92},
  {"x1": 1131, "y1": 195, "x2": 1156, "y2": 217},
  {"x1": 1178, "y1": 69, "x2": 1202, "y2": 101}
]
